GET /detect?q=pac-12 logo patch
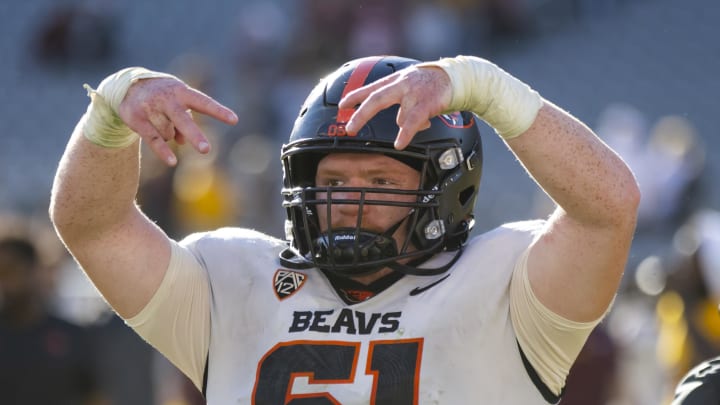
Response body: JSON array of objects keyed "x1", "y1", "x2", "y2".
[{"x1": 274, "y1": 270, "x2": 307, "y2": 300}]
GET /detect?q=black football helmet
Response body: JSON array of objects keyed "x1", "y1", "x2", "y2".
[
  {"x1": 279, "y1": 55, "x2": 482, "y2": 278},
  {"x1": 672, "y1": 356, "x2": 720, "y2": 404}
]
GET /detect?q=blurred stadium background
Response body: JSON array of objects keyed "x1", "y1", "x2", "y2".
[
  {"x1": 2, "y1": 0, "x2": 718, "y2": 233},
  {"x1": 1, "y1": 0, "x2": 719, "y2": 404}
]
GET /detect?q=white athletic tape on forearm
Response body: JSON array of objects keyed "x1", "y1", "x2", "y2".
[
  {"x1": 418, "y1": 55, "x2": 543, "y2": 140},
  {"x1": 81, "y1": 67, "x2": 177, "y2": 148}
]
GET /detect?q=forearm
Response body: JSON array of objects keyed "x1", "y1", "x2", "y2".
[{"x1": 50, "y1": 125, "x2": 142, "y2": 243}]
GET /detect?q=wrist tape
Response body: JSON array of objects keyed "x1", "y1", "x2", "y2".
[
  {"x1": 418, "y1": 55, "x2": 543, "y2": 140},
  {"x1": 81, "y1": 67, "x2": 177, "y2": 148}
]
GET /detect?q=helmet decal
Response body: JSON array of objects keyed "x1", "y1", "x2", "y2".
[
  {"x1": 336, "y1": 56, "x2": 384, "y2": 124},
  {"x1": 440, "y1": 112, "x2": 474, "y2": 129}
]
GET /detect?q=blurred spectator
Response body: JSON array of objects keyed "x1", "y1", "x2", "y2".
[
  {"x1": 32, "y1": 1, "x2": 118, "y2": 66},
  {"x1": 288, "y1": 0, "x2": 354, "y2": 70},
  {"x1": 172, "y1": 141, "x2": 240, "y2": 235},
  {"x1": 91, "y1": 313, "x2": 157, "y2": 405},
  {"x1": 442, "y1": 0, "x2": 534, "y2": 45},
  {"x1": 560, "y1": 326, "x2": 619, "y2": 405},
  {"x1": 0, "y1": 214, "x2": 103, "y2": 405},
  {"x1": 480, "y1": 0, "x2": 534, "y2": 37},
  {"x1": 604, "y1": 290, "x2": 668, "y2": 405},
  {"x1": 654, "y1": 209, "x2": 720, "y2": 400}
]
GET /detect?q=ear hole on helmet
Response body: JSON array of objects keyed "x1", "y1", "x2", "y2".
[{"x1": 459, "y1": 186, "x2": 475, "y2": 206}]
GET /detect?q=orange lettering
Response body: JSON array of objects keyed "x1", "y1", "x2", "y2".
[{"x1": 328, "y1": 124, "x2": 353, "y2": 137}]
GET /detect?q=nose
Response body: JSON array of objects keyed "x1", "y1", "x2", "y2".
[
  {"x1": 322, "y1": 183, "x2": 373, "y2": 227},
  {"x1": 333, "y1": 189, "x2": 370, "y2": 217}
]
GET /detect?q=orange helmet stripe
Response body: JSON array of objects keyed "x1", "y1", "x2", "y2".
[{"x1": 336, "y1": 56, "x2": 385, "y2": 123}]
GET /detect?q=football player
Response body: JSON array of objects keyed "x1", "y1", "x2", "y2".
[
  {"x1": 673, "y1": 356, "x2": 720, "y2": 404},
  {"x1": 51, "y1": 55, "x2": 639, "y2": 403}
]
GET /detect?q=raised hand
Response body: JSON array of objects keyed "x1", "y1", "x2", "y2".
[
  {"x1": 117, "y1": 77, "x2": 238, "y2": 165},
  {"x1": 338, "y1": 65, "x2": 452, "y2": 150}
]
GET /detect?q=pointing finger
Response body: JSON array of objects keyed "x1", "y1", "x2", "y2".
[
  {"x1": 395, "y1": 119, "x2": 431, "y2": 150},
  {"x1": 338, "y1": 73, "x2": 396, "y2": 110},
  {"x1": 340, "y1": 73, "x2": 403, "y2": 134},
  {"x1": 181, "y1": 87, "x2": 238, "y2": 125},
  {"x1": 395, "y1": 104, "x2": 432, "y2": 150},
  {"x1": 344, "y1": 85, "x2": 405, "y2": 135}
]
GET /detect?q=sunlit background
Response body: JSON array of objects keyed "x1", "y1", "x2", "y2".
[{"x1": 1, "y1": 0, "x2": 719, "y2": 404}]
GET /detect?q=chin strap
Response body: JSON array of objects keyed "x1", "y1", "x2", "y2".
[
  {"x1": 279, "y1": 246, "x2": 315, "y2": 269},
  {"x1": 311, "y1": 218, "x2": 405, "y2": 272},
  {"x1": 388, "y1": 246, "x2": 463, "y2": 276},
  {"x1": 280, "y1": 242, "x2": 464, "y2": 277},
  {"x1": 279, "y1": 213, "x2": 465, "y2": 277}
]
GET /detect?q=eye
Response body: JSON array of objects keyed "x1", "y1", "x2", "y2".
[
  {"x1": 372, "y1": 178, "x2": 394, "y2": 186},
  {"x1": 323, "y1": 178, "x2": 344, "y2": 187}
]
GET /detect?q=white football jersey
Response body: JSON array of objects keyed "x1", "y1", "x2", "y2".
[{"x1": 133, "y1": 221, "x2": 565, "y2": 404}]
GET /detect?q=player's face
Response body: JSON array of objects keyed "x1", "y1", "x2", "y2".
[{"x1": 314, "y1": 153, "x2": 420, "y2": 245}]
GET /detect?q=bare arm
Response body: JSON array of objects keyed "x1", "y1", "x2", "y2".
[
  {"x1": 505, "y1": 101, "x2": 639, "y2": 321},
  {"x1": 339, "y1": 58, "x2": 639, "y2": 322},
  {"x1": 50, "y1": 73, "x2": 237, "y2": 318}
]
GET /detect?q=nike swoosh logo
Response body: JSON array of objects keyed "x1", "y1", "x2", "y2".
[{"x1": 409, "y1": 274, "x2": 450, "y2": 296}]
